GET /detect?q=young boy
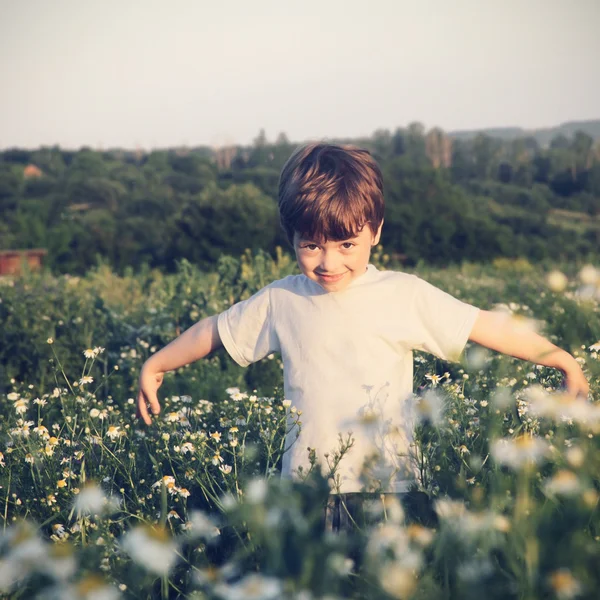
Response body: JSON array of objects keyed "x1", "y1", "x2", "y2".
[{"x1": 137, "y1": 143, "x2": 589, "y2": 504}]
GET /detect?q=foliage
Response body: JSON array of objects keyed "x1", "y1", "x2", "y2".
[
  {"x1": 1, "y1": 125, "x2": 599, "y2": 273},
  {"x1": 0, "y1": 253, "x2": 599, "y2": 598}
]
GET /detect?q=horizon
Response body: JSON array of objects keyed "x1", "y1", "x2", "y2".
[
  {"x1": 2, "y1": 116, "x2": 600, "y2": 153},
  {"x1": 1, "y1": 0, "x2": 599, "y2": 150}
]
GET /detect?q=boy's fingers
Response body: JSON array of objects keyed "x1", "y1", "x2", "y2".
[
  {"x1": 146, "y1": 390, "x2": 161, "y2": 416},
  {"x1": 137, "y1": 390, "x2": 152, "y2": 426}
]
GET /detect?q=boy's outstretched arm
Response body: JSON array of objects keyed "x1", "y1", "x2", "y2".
[
  {"x1": 468, "y1": 310, "x2": 590, "y2": 399},
  {"x1": 136, "y1": 315, "x2": 223, "y2": 425}
]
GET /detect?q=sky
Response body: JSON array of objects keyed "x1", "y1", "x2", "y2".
[{"x1": 0, "y1": 0, "x2": 599, "y2": 149}]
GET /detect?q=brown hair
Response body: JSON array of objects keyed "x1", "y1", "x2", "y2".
[{"x1": 278, "y1": 142, "x2": 384, "y2": 244}]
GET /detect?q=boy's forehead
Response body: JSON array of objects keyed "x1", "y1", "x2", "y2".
[
  {"x1": 294, "y1": 226, "x2": 368, "y2": 243},
  {"x1": 295, "y1": 232, "x2": 360, "y2": 243}
]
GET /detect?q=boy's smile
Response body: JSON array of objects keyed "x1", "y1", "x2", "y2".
[{"x1": 293, "y1": 223, "x2": 382, "y2": 292}]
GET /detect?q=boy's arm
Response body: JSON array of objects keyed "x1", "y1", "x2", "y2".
[
  {"x1": 468, "y1": 310, "x2": 589, "y2": 399},
  {"x1": 136, "y1": 315, "x2": 223, "y2": 425}
]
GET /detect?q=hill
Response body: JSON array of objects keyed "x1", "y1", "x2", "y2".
[{"x1": 449, "y1": 119, "x2": 600, "y2": 145}]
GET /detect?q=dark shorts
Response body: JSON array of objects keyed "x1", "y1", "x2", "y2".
[{"x1": 323, "y1": 491, "x2": 437, "y2": 534}]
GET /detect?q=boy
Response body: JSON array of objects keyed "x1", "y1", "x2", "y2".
[{"x1": 137, "y1": 143, "x2": 589, "y2": 504}]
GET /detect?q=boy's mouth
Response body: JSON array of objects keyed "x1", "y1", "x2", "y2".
[{"x1": 315, "y1": 272, "x2": 346, "y2": 283}]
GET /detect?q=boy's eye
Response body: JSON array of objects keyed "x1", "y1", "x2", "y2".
[
  {"x1": 341, "y1": 242, "x2": 355, "y2": 249},
  {"x1": 303, "y1": 244, "x2": 319, "y2": 251}
]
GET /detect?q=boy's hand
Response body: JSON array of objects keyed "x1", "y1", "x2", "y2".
[
  {"x1": 562, "y1": 362, "x2": 590, "y2": 400},
  {"x1": 137, "y1": 365, "x2": 164, "y2": 425}
]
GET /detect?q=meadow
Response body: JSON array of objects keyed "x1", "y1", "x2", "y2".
[{"x1": 0, "y1": 250, "x2": 599, "y2": 600}]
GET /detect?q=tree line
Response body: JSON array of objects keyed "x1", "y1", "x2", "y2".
[{"x1": 1, "y1": 123, "x2": 599, "y2": 274}]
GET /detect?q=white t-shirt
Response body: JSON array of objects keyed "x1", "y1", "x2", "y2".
[{"x1": 217, "y1": 265, "x2": 479, "y2": 493}]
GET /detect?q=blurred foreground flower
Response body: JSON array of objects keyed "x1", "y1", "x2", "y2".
[
  {"x1": 549, "y1": 569, "x2": 583, "y2": 599},
  {"x1": 183, "y1": 510, "x2": 220, "y2": 540},
  {"x1": 72, "y1": 484, "x2": 119, "y2": 518},
  {"x1": 526, "y1": 386, "x2": 599, "y2": 425},
  {"x1": 547, "y1": 271, "x2": 568, "y2": 292},
  {"x1": 213, "y1": 573, "x2": 282, "y2": 600},
  {"x1": 415, "y1": 389, "x2": 445, "y2": 426},
  {"x1": 121, "y1": 526, "x2": 178, "y2": 576},
  {"x1": 0, "y1": 522, "x2": 46, "y2": 593},
  {"x1": 579, "y1": 265, "x2": 598, "y2": 286},
  {"x1": 490, "y1": 435, "x2": 551, "y2": 470},
  {"x1": 543, "y1": 470, "x2": 586, "y2": 498}
]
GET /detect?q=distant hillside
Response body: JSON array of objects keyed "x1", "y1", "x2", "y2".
[{"x1": 449, "y1": 119, "x2": 600, "y2": 145}]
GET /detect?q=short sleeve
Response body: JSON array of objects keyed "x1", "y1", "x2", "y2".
[
  {"x1": 409, "y1": 276, "x2": 480, "y2": 361},
  {"x1": 217, "y1": 285, "x2": 280, "y2": 367}
]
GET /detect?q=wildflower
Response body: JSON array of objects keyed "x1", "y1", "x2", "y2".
[
  {"x1": 526, "y1": 386, "x2": 599, "y2": 425},
  {"x1": 213, "y1": 574, "x2": 283, "y2": 600},
  {"x1": 547, "y1": 271, "x2": 568, "y2": 292},
  {"x1": 589, "y1": 341, "x2": 600, "y2": 353},
  {"x1": 7, "y1": 392, "x2": 18, "y2": 401},
  {"x1": 380, "y1": 565, "x2": 418, "y2": 599},
  {"x1": 246, "y1": 478, "x2": 268, "y2": 504},
  {"x1": 33, "y1": 424, "x2": 49, "y2": 438},
  {"x1": 167, "y1": 510, "x2": 180, "y2": 520},
  {"x1": 406, "y1": 524, "x2": 435, "y2": 547},
  {"x1": 72, "y1": 483, "x2": 101, "y2": 511},
  {"x1": 544, "y1": 470, "x2": 583, "y2": 497},
  {"x1": 180, "y1": 442, "x2": 194, "y2": 454},
  {"x1": 47, "y1": 338, "x2": 53, "y2": 344},
  {"x1": 549, "y1": 569, "x2": 582, "y2": 599},
  {"x1": 57, "y1": 479, "x2": 67, "y2": 489},
  {"x1": 33, "y1": 397, "x2": 47, "y2": 406},
  {"x1": 106, "y1": 426, "x2": 122, "y2": 440},
  {"x1": 93, "y1": 346, "x2": 105, "y2": 355},
  {"x1": 44, "y1": 445, "x2": 56, "y2": 457},
  {"x1": 83, "y1": 349, "x2": 96, "y2": 359},
  {"x1": 211, "y1": 453, "x2": 224, "y2": 465},
  {"x1": 166, "y1": 412, "x2": 179, "y2": 423},
  {"x1": 210, "y1": 431, "x2": 222, "y2": 443},
  {"x1": 89, "y1": 408, "x2": 100, "y2": 418},
  {"x1": 14, "y1": 399, "x2": 29, "y2": 414},
  {"x1": 282, "y1": 399, "x2": 292, "y2": 408},
  {"x1": 415, "y1": 390, "x2": 445, "y2": 426},
  {"x1": 566, "y1": 446, "x2": 585, "y2": 468},
  {"x1": 52, "y1": 523, "x2": 66, "y2": 537},
  {"x1": 494, "y1": 515, "x2": 511, "y2": 532},
  {"x1": 47, "y1": 494, "x2": 57, "y2": 505},
  {"x1": 219, "y1": 464, "x2": 232, "y2": 475},
  {"x1": 121, "y1": 526, "x2": 178, "y2": 576},
  {"x1": 491, "y1": 435, "x2": 551, "y2": 470},
  {"x1": 79, "y1": 376, "x2": 93, "y2": 386},
  {"x1": 184, "y1": 510, "x2": 220, "y2": 539},
  {"x1": 579, "y1": 264, "x2": 598, "y2": 285},
  {"x1": 435, "y1": 498, "x2": 467, "y2": 521},
  {"x1": 178, "y1": 488, "x2": 190, "y2": 498},
  {"x1": 25, "y1": 453, "x2": 34, "y2": 464}
]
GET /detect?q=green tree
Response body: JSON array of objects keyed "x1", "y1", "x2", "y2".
[{"x1": 169, "y1": 183, "x2": 279, "y2": 267}]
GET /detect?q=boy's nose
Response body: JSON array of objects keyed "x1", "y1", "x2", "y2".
[{"x1": 319, "y1": 252, "x2": 341, "y2": 273}]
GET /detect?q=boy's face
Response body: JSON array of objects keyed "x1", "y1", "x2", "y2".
[{"x1": 293, "y1": 223, "x2": 383, "y2": 292}]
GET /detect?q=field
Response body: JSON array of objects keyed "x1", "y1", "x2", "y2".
[{"x1": 0, "y1": 251, "x2": 599, "y2": 600}]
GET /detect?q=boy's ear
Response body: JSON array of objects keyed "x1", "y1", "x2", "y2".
[{"x1": 372, "y1": 221, "x2": 383, "y2": 246}]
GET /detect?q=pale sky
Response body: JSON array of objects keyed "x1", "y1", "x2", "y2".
[{"x1": 1, "y1": 0, "x2": 598, "y2": 149}]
